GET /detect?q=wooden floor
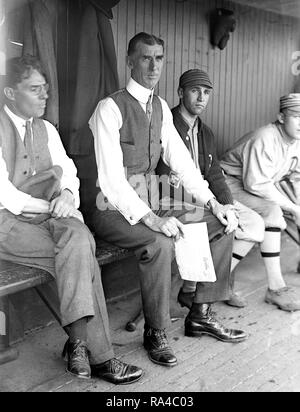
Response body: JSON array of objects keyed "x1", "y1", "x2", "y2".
[{"x1": 1, "y1": 233, "x2": 300, "y2": 392}]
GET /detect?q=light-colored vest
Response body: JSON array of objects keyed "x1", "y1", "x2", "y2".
[{"x1": 0, "y1": 110, "x2": 52, "y2": 188}]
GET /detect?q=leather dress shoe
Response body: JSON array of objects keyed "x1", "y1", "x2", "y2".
[
  {"x1": 143, "y1": 325, "x2": 177, "y2": 367},
  {"x1": 91, "y1": 358, "x2": 143, "y2": 385},
  {"x1": 62, "y1": 339, "x2": 91, "y2": 379},
  {"x1": 177, "y1": 288, "x2": 195, "y2": 309},
  {"x1": 185, "y1": 304, "x2": 248, "y2": 343}
]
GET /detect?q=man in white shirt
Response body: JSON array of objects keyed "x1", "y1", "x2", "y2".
[
  {"x1": 89, "y1": 32, "x2": 247, "y2": 368},
  {"x1": 0, "y1": 55, "x2": 142, "y2": 384},
  {"x1": 221, "y1": 93, "x2": 300, "y2": 311}
]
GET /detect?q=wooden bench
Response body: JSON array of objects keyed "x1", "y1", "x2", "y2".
[{"x1": 0, "y1": 240, "x2": 134, "y2": 366}]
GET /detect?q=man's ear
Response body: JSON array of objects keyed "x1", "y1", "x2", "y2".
[
  {"x1": 3, "y1": 87, "x2": 15, "y2": 101},
  {"x1": 178, "y1": 87, "x2": 183, "y2": 99},
  {"x1": 277, "y1": 112, "x2": 285, "y2": 124},
  {"x1": 127, "y1": 55, "x2": 133, "y2": 70}
]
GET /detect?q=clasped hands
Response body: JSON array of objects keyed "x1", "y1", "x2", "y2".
[{"x1": 49, "y1": 189, "x2": 84, "y2": 223}]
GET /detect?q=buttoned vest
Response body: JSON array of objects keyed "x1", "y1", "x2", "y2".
[
  {"x1": 109, "y1": 89, "x2": 163, "y2": 209},
  {"x1": 0, "y1": 110, "x2": 52, "y2": 188}
]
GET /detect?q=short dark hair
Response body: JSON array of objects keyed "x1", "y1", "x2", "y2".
[
  {"x1": 5, "y1": 55, "x2": 46, "y2": 88},
  {"x1": 127, "y1": 32, "x2": 164, "y2": 56}
]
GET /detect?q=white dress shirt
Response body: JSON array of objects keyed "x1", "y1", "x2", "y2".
[
  {"x1": 89, "y1": 78, "x2": 214, "y2": 225},
  {"x1": 0, "y1": 105, "x2": 80, "y2": 215},
  {"x1": 179, "y1": 109, "x2": 200, "y2": 170}
]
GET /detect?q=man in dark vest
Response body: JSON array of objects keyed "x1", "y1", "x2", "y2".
[
  {"x1": 158, "y1": 68, "x2": 267, "y2": 309},
  {"x1": 0, "y1": 55, "x2": 142, "y2": 384},
  {"x1": 89, "y1": 32, "x2": 247, "y2": 369}
]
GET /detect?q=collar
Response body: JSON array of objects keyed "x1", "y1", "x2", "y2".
[
  {"x1": 126, "y1": 78, "x2": 154, "y2": 105},
  {"x1": 179, "y1": 106, "x2": 198, "y2": 130},
  {"x1": 172, "y1": 105, "x2": 202, "y2": 135},
  {"x1": 4, "y1": 105, "x2": 33, "y2": 128},
  {"x1": 275, "y1": 121, "x2": 297, "y2": 146}
]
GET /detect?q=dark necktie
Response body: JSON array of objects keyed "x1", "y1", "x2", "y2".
[
  {"x1": 24, "y1": 120, "x2": 35, "y2": 174},
  {"x1": 146, "y1": 95, "x2": 153, "y2": 122}
]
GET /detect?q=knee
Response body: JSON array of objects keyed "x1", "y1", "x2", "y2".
[
  {"x1": 245, "y1": 211, "x2": 265, "y2": 243},
  {"x1": 255, "y1": 215, "x2": 265, "y2": 242},
  {"x1": 138, "y1": 232, "x2": 175, "y2": 261},
  {"x1": 64, "y1": 220, "x2": 95, "y2": 250},
  {"x1": 152, "y1": 233, "x2": 175, "y2": 256},
  {"x1": 263, "y1": 204, "x2": 286, "y2": 230}
]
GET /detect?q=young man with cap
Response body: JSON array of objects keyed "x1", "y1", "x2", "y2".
[
  {"x1": 158, "y1": 68, "x2": 266, "y2": 309},
  {"x1": 89, "y1": 33, "x2": 248, "y2": 369},
  {"x1": 221, "y1": 93, "x2": 300, "y2": 311}
]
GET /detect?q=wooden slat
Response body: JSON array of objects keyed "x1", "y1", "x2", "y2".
[
  {"x1": 0, "y1": 241, "x2": 134, "y2": 298},
  {"x1": 111, "y1": 0, "x2": 299, "y2": 154},
  {"x1": 0, "y1": 264, "x2": 52, "y2": 298}
]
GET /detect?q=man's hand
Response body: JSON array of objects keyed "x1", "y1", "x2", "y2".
[
  {"x1": 49, "y1": 189, "x2": 77, "y2": 219},
  {"x1": 141, "y1": 211, "x2": 184, "y2": 240},
  {"x1": 208, "y1": 199, "x2": 239, "y2": 234}
]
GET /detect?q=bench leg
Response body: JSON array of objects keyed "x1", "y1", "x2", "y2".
[{"x1": 0, "y1": 296, "x2": 19, "y2": 365}]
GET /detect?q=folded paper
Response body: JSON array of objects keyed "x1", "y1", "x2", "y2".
[{"x1": 175, "y1": 222, "x2": 216, "y2": 282}]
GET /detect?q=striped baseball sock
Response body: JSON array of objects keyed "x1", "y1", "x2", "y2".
[{"x1": 260, "y1": 227, "x2": 285, "y2": 290}]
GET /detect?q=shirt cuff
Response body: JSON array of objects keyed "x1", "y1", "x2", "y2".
[
  {"x1": 61, "y1": 186, "x2": 80, "y2": 209},
  {"x1": 4, "y1": 192, "x2": 32, "y2": 215},
  {"x1": 119, "y1": 203, "x2": 151, "y2": 226}
]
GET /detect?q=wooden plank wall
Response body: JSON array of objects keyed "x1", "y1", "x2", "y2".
[{"x1": 111, "y1": 0, "x2": 300, "y2": 153}]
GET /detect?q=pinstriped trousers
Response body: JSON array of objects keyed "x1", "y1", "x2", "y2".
[{"x1": 0, "y1": 210, "x2": 114, "y2": 365}]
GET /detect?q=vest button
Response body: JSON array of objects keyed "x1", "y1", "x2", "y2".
[
  {"x1": 23, "y1": 171, "x2": 28, "y2": 175},
  {"x1": 24, "y1": 155, "x2": 28, "y2": 159},
  {"x1": 150, "y1": 139, "x2": 154, "y2": 144}
]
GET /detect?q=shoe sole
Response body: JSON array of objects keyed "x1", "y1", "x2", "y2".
[
  {"x1": 66, "y1": 368, "x2": 91, "y2": 380},
  {"x1": 147, "y1": 354, "x2": 178, "y2": 367},
  {"x1": 265, "y1": 298, "x2": 297, "y2": 312},
  {"x1": 94, "y1": 371, "x2": 144, "y2": 385},
  {"x1": 114, "y1": 371, "x2": 144, "y2": 385},
  {"x1": 225, "y1": 301, "x2": 246, "y2": 308},
  {"x1": 185, "y1": 330, "x2": 247, "y2": 343}
]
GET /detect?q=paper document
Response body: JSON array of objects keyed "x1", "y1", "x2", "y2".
[{"x1": 175, "y1": 222, "x2": 216, "y2": 282}]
